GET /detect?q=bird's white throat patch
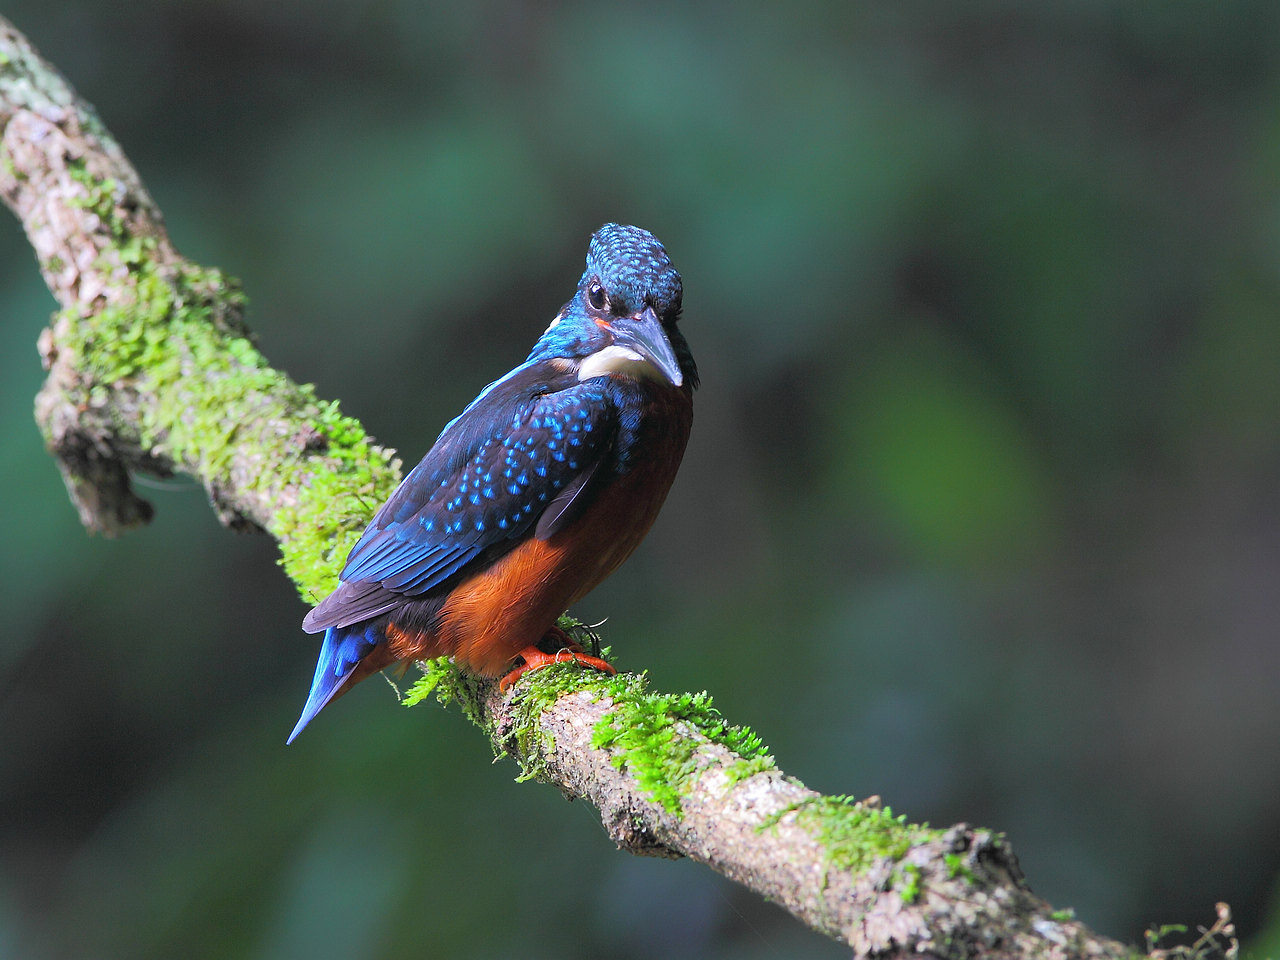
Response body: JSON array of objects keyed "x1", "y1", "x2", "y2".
[{"x1": 577, "y1": 344, "x2": 664, "y2": 383}]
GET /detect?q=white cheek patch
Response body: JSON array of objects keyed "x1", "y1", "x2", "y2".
[
  {"x1": 543, "y1": 311, "x2": 564, "y2": 334},
  {"x1": 578, "y1": 344, "x2": 664, "y2": 382}
]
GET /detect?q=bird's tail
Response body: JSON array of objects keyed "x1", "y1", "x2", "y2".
[{"x1": 287, "y1": 623, "x2": 382, "y2": 744}]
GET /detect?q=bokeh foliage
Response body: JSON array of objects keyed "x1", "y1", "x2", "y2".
[{"x1": 2, "y1": 3, "x2": 1279, "y2": 958}]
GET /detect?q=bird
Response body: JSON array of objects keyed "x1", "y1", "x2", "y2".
[{"x1": 288, "y1": 223, "x2": 697, "y2": 743}]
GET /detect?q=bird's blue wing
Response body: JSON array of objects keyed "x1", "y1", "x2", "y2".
[{"x1": 302, "y1": 363, "x2": 617, "y2": 632}]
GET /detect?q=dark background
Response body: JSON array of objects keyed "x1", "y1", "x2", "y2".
[{"x1": 2, "y1": 3, "x2": 1278, "y2": 958}]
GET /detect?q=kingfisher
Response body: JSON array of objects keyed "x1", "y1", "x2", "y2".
[{"x1": 289, "y1": 223, "x2": 697, "y2": 743}]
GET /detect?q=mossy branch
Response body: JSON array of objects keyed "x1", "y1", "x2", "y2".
[
  {"x1": 0, "y1": 16, "x2": 398, "y2": 600},
  {"x1": 0, "y1": 17, "x2": 1233, "y2": 960}
]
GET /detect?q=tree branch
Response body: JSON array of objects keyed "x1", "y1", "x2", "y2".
[{"x1": 0, "y1": 17, "x2": 1229, "y2": 959}]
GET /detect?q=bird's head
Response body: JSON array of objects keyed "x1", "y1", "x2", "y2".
[{"x1": 531, "y1": 223, "x2": 698, "y2": 390}]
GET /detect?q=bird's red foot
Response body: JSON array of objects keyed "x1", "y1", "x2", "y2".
[{"x1": 499, "y1": 629, "x2": 616, "y2": 692}]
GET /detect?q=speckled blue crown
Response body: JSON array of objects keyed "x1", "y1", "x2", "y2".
[{"x1": 583, "y1": 223, "x2": 683, "y2": 315}]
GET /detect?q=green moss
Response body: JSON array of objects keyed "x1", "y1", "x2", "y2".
[
  {"x1": 591, "y1": 677, "x2": 773, "y2": 815},
  {"x1": 401, "y1": 653, "x2": 622, "y2": 781},
  {"x1": 402, "y1": 658, "x2": 490, "y2": 728},
  {"x1": 407, "y1": 654, "x2": 606, "y2": 769},
  {"x1": 506, "y1": 660, "x2": 619, "y2": 780},
  {"x1": 271, "y1": 406, "x2": 400, "y2": 600},
  {"x1": 401, "y1": 659, "x2": 454, "y2": 708},
  {"x1": 944, "y1": 851, "x2": 975, "y2": 883},
  {"x1": 763, "y1": 794, "x2": 935, "y2": 884},
  {"x1": 487, "y1": 629, "x2": 775, "y2": 803},
  {"x1": 54, "y1": 158, "x2": 400, "y2": 601},
  {"x1": 66, "y1": 159, "x2": 125, "y2": 239},
  {"x1": 899, "y1": 862, "x2": 922, "y2": 904},
  {"x1": 723, "y1": 754, "x2": 777, "y2": 785}
]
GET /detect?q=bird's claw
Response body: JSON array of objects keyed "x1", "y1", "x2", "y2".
[{"x1": 499, "y1": 638, "x2": 616, "y2": 691}]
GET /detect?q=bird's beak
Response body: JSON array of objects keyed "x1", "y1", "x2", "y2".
[{"x1": 602, "y1": 306, "x2": 684, "y2": 387}]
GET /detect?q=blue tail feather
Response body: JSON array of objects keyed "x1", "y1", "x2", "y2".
[{"x1": 287, "y1": 623, "x2": 380, "y2": 743}]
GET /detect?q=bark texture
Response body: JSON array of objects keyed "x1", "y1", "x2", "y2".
[{"x1": 0, "y1": 16, "x2": 1231, "y2": 959}]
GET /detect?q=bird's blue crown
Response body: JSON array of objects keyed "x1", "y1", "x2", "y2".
[{"x1": 581, "y1": 223, "x2": 683, "y2": 319}]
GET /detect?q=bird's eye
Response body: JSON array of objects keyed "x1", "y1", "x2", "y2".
[{"x1": 586, "y1": 281, "x2": 607, "y2": 311}]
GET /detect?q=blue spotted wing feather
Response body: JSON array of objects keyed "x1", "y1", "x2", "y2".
[{"x1": 302, "y1": 363, "x2": 617, "y2": 633}]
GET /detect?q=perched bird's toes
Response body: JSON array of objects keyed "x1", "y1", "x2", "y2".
[{"x1": 499, "y1": 642, "x2": 617, "y2": 692}]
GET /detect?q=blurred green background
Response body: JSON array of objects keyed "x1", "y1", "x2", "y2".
[{"x1": 3, "y1": 3, "x2": 1279, "y2": 958}]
